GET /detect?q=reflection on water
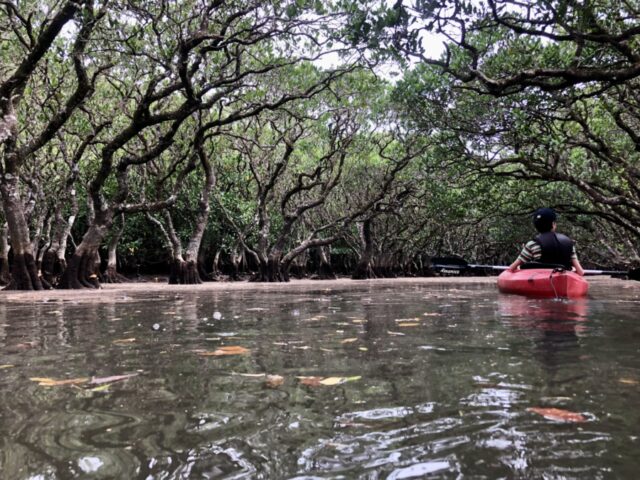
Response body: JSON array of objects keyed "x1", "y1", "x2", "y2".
[
  {"x1": 498, "y1": 295, "x2": 589, "y2": 373},
  {"x1": 1, "y1": 280, "x2": 639, "y2": 479}
]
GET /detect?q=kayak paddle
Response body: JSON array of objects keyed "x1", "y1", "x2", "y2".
[
  {"x1": 430, "y1": 257, "x2": 508, "y2": 274},
  {"x1": 431, "y1": 257, "x2": 640, "y2": 280}
]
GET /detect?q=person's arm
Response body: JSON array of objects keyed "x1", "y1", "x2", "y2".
[
  {"x1": 509, "y1": 240, "x2": 538, "y2": 272},
  {"x1": 570, "y1": 244, "x2": 585, "y2": 276},
  {"x1": 508, "y1": 258, "x2": 523, "y2": 272},
  {"x1": 572, "y1": 258, "x2": 585, "y2": 276}
]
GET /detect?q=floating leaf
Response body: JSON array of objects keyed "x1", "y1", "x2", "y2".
[
  {"x1": 320, "y1": 376, "x2": 361, "y2": 386},
  {"x1": 358, "y1": 347, "x2": 368, "y2": 352},
  {"x1": 341, "y1": 338, "x2": 358, "y2": 344},
  {"x1": 423, "y1": 312, "x2": 442, "y2": 317},
  {"x1": 397, "y1": 322, "x2": 420, "y2": 327},
  {"x1": 112, "y1": 338, "x2": 136, "y2": 345},
  {"x1": 0, "y1": 365, "x2": 15, "y2": 370},
  {"x1": 298, "y1": 375, "x2": 361, "y2": 387},
  {"x1": 30, "y1": 377, "x2": 89, "y2": 386},
  {"x1": 395, "y1": 318, "x2": 420, "y2": 322},
  {"x1": 387, "y1": 331, "x2": 405, "y2": 336},
  {"x1": 527, "y1": 407, "x2": 587, "y2": 423},
  {"x1": 88, "y1": 384, "x2": 112, "y2": 392},
  {"x1": 319, "y1": 377, "x2": 344, "y2": 386},
  {"x1": 233, "y1": 373, "x2": 266, "y2": 377},
  {"x1": 298, "y1": 376, "x2": 323, "y2": 386},
  {"x1": 8, "y1": 342, "x2": 38, "y2": 351},
  {"x1": 198, "y1": 346, "x2": 249, "y2": 356},
  {"x1": 265, "y1": 374, "x2": 284, "y2": 388},
  {"x1": 89, "y1": 373, "x2": 138, "y2": 385},
  {"x1": 619, "y1": 378, "x2": 639, "y2": 385}
]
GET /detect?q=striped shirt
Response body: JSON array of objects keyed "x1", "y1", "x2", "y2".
[{"x1": 517, "y1": 240, "x2": 578, "y2": 263}]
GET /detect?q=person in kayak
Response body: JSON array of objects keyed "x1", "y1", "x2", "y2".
[{"x1": 508, "y1": 208, "x2": 585, "y2": 275}]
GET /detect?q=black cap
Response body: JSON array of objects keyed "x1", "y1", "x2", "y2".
[{"x1": 533, "y1": 208, "x2": 557, "y2": 232}]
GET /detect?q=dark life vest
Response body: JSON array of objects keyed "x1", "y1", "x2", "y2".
[{"x1": 534, "y1": 232, "x2": 574, "y2": 268}]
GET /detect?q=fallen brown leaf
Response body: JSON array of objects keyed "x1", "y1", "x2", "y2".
[
  {"x1": 527, "y1": 407, "x2": 586, "y2": 423},
  {"x1": 198, "y1": 346, "x2": 249, "y2": 356},
  {"x1": 298, "y1": 376, "x2": 323, "y2": 386},
  {"x1": 265, "y1": 374, "x2": 284, "y2": 388},
  {"x1": 297, "y1": 376, "x2": 361, "y2": 387},
  {"x1": 30, "y1": 377, "x2": 90, "y2": 386},
  {"x1": 7, "y1": 342, "x2": 38, "y2": 352}
]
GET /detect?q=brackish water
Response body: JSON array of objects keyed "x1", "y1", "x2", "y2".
[{"x1": 1, "y1": 279, "x2": 639, "y2": 479}]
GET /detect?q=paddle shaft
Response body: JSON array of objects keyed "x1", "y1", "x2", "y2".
[
  {"x1": 430, "y1": 263, "x2": 508, "y2": 273},
  {"x1": 583, "y1": 269, "x2": 627, "y2": 276},
  {"x1": 433, "y1": 263, "x2": 623, "y2": 275},
  {"x1": 470, "y1": 265, "x2": 627, "y2": 275},
  {"x1": 432, "y1": 258, "x2": 635, "y2": 278}
]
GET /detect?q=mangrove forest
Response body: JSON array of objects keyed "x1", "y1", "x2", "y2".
[{"x1": 1, "y1": 0, "x2": 639, "y2": 289}]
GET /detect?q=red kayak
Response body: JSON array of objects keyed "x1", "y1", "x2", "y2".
[{"x1": 497, "y1": 269, "x2": 589, "y2": 298}]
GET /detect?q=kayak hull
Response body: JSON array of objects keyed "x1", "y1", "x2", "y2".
[{"x1": 497, "y1": 269, "x2": 589, "y2": 298}]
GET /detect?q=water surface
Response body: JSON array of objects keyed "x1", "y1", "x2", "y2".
[{"x1": 1, "y1": 279, "x2": 639, "y2": 479}]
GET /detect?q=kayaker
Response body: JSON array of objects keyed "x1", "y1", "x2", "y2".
[{"x1": 508, "y1": 208, "x2": 585, "y2": 276}]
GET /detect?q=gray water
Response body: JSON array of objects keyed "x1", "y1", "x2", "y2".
[{"x1": 1, "y1": 279, "x2": 639, "y2": 479}]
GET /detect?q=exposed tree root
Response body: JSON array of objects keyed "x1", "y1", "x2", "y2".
[
  {"x1": 3, "y1": 253, "x2": 43, "y2": 290},
  {"x1": 168, "y1": 260, "x2": 202, "y2": 285}
]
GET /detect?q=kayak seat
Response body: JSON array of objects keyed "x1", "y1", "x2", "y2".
[{"x1": 520, "y1": 262, "x2": 567, "y2": 271}]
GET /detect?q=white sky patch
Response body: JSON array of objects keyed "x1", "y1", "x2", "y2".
[{"x1": 309, "y1": 1, "x2": 448, "y2": 81}]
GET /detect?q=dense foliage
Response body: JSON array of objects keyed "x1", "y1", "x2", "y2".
[{"x1": 1, "y1": 0, "x2": 639, "y2": 289}]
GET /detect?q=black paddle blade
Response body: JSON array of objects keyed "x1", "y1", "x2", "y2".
[
  {"x1": 430, "y1": 256, "x2": 467, "y2": 275},
  {"x1": 629, "y1": 268, "x2": 640, "y2": 281}
]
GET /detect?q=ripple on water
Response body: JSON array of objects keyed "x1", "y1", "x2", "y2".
[
  {"x1": 387, "y1": 460, "x2": 452, "y2": 479},
  {"x1": 293, "y1": 402, "x2": 466, "y2": 477}
]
